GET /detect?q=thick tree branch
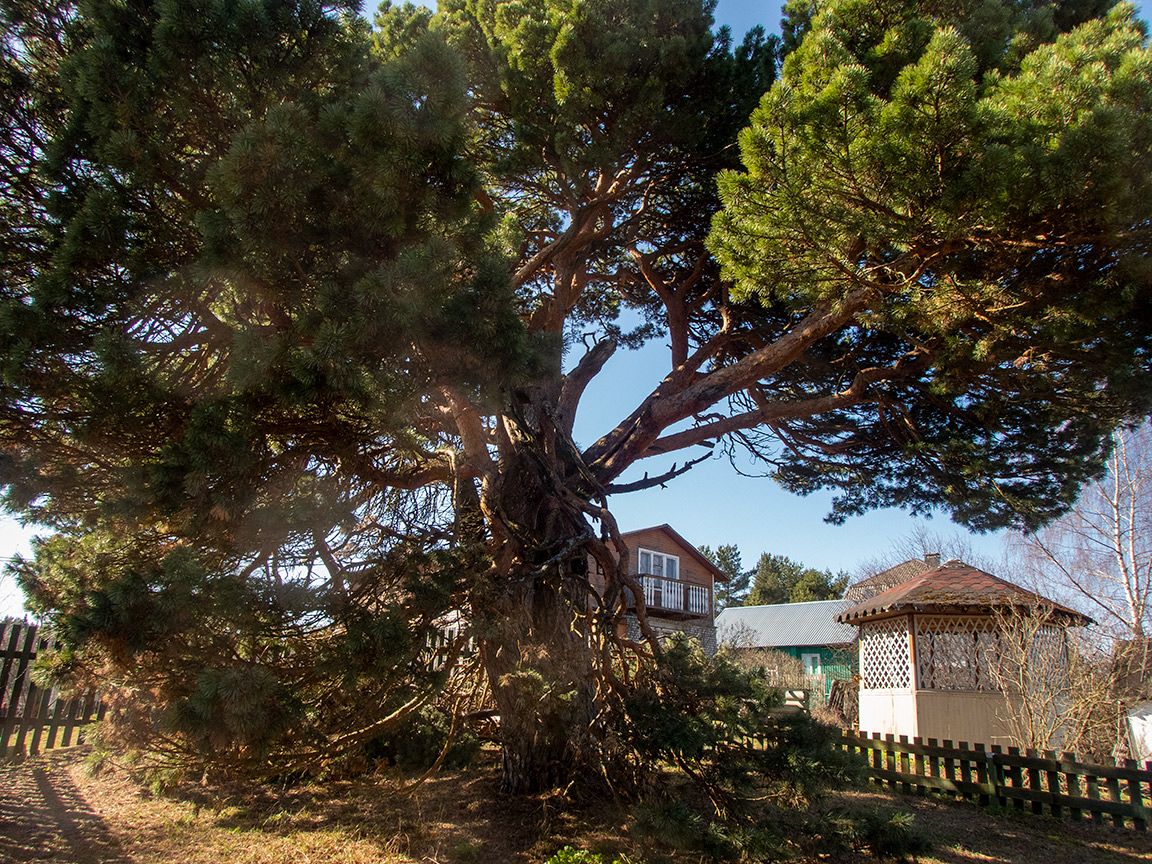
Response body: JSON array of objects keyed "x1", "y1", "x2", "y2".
[
  {"x1": 441, "y1": 386, "x2": 494, "y2": 474},
  {"x1": 584, "y1": 287, "x2": 878, "y2": 481},
  {"x1": 628, "y1": 245, "x2": 708, "y2": 368},
  {"x1": 558, "y1": 339, "x2": 617, "y2": 433},
  {"x1": 640, "y1": 358, "x2": 925, "y2": 458}
]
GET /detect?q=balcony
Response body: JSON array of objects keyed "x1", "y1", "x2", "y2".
[{"x1": 623, "y1": 575, "x2": 712, "y2": 621}]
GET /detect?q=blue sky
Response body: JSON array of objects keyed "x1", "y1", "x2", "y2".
[
  {"x1": 0, "y1": 0, "x2": 1144, "y2": 617},
  {"x1": 715, "y1": 1, "x2": 1150, "y2": 41}
]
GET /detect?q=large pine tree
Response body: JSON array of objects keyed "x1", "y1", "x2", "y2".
[{"x1": 2, "y1": 0, "x2": 1151, "y2": 795}]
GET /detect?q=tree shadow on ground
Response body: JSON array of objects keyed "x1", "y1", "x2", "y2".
[
  {"x1": 829, "y1": 787, "x2": 1152, "y2": 864},
  {"x1": 0, "y1": 750, "x2": 134, "y2": 864},
  {"x1": 153, "y1": 753, "x2": 620, "y2": 864}
]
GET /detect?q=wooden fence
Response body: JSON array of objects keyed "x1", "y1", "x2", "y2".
[
  {"x1": 841, "y1": 731, "x2": 1152, "y2": 831},
  {"x1": 1, "y1": 622, "x2": 103, "y2": 759}
]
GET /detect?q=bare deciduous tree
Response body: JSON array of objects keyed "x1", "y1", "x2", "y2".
[
  {"x1": 1015, "y1": 425, "x2": 1152, "y2": 641},
  {"x1": 989, "y1": 605, "x2": 1120, "y2": 758},
  {"x1": 849, "y1": 523, "x2": 1012, "y2": 588}
]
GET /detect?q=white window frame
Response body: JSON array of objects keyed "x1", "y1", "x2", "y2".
[
  {"x1": 801, "y1": 652, "x2": 822, "y2": 677},
  {"x1": 638, "y1": 548, "x2": 679, "y2": 581}
]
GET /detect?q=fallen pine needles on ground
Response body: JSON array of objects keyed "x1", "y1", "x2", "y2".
[{"x1": 3, "y1": 747, "x2": 1152, "y2": 864}]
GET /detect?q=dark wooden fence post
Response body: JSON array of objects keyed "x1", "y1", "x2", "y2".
[
  {"x1": 1124, "y1": 759, "x2": 1146, "y2": 832},
  {"x1": 1105, "y1": 774, "x2": 1125, "y2": 829},
  {"x1": 1, "y1": 622, "x2": 102, "y2": 759},
  {"x1": 871, "y1": 731, "x2": 883, "y2": 787},
  {"x1": 1007, "y1": 747, "x2": 1025, "y2": 811},
  {"x1": 1042, "y1": 750, "x2": 1061, "y2": 819},
  {"x1": 1026, "y1": 748, "x2": 1043, "y2": 815},
  {"x1": 848, "y1": 733, "x2": 1152, "y2": 831},
  {"x1": 914, "y1": 736, "x2": 926, "y2": 796},
  {"x1": 898, "y1": 735, "x2": 912, "y2": 795},
  {"x1": 884, "y1": 734, "x2": 897, "y2": 791},
  {"x1": 1085, "y1": 768, "x2": 1103, "y2": 826},
  {"x1": 990, "y1": 745, "x2": 1006, "y2": 808},
  {"x1": 1063, "y1": 752, "x2": 1082, "y2": 823},
  {"x1": 958, "y1": 742, "x2": 972, "y2": 800},
  {"x1": 943, "y1": 739, "x2": 956, "y2": 795},
  {"x1": 927, "y1": 738, "x2": 940, "y2": 785},
  {"x1": 973, "y1": 742, "x2": 989, "y2": 806}
]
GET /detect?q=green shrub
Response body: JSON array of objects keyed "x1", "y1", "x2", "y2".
[
  {"x1": 544, "y1": 847, "x2": 633, "y2": 864},
  {"x1": 814, "y1": 808, "x2": 932, "y2": 862},
  {"x1": 452, "y1": 840, "x2": 482, "y2": 862},
  {"x1": 623, "y1": 635, "x2": 863, "y2": 860},
  {"x1": 366, "y1": 704, "x2": 480, "y2": 772}
]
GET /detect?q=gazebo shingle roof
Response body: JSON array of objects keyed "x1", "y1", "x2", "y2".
[{"x1": 836, "y1": 559, "x2": 1091, "y2": 626}]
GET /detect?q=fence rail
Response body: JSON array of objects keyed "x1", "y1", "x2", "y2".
[
  {"x1": 1, "y1": 622, "x2": 103, "y2": 759},
  {"x1": 841, "y1": 731, "x2": 1152, "y2": 831}
]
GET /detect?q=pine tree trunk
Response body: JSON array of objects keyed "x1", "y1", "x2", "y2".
[
  {"x1": 474, "y1": 404, "x2": 605, "y2": 794},
  {"x1": 477, "y1": 546, "x2": 602, "y2": 794}
]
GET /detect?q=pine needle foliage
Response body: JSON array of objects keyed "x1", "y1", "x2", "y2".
[
  {"x1": 711, "y1": 0, "x2": 1152, "y2": 530},
  {"x1": 2, "y1": 0, "x2": 1152, "y2": 799},
  {"x1": 1, "y1": 0, "x2": 529, "y2": 778},
  {"x1": 622, "y1": 636, "x2": 862, "y2": 859}
]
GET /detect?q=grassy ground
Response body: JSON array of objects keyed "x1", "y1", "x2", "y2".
[
  {"x1": 2, "y1": 747, "x2": 1151, "y2": 863},
  {"x1": 833, "y1": 787, "x2": 1152, "y2": 864}
]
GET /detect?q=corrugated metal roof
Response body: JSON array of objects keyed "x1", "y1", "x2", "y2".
[{"x1": 716, "y1": 599, "x2": 858, "y2": 648}]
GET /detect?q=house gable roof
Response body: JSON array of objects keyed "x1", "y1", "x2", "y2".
[
  {"x1": 836, "y1": 560, "x2": 1092, "y2": 626},
  {"x1": 716, "y1": 599, "x2": 858, "y2": 648},
  {"x1": 843, "y1": 557, "x2": 932, "y2": 602},
  {"x1": 621, "y1": 524, "x2": 726, "y2": 581}
]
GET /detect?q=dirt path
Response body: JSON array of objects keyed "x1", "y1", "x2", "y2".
[{"x1": 0, "y1": 749, "x2": 133, "y2": 864}]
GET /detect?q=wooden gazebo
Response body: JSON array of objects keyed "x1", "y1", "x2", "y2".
[{"x1": 837, "y1": 560, "x2": 1091, "y2": 746}]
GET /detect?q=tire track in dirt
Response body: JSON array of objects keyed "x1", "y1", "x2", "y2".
[{"x1": 0, "y1": 750, "x2": 133, "y2": 864}]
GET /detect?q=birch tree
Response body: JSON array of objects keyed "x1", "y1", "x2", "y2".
[{"x1": 1017, "y1": 425, "x2": 1152, "y2": 640}]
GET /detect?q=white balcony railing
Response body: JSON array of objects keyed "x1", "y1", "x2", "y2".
[
  {"x1": 687, "y1": 583, "x2": 709, "y2": 615},
  {"x1": 629, "y1": 575, "x2": 711, "y2": 618}
]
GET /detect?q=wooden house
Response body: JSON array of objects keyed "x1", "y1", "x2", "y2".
[
  {"x1": 590, "y1": 524, "x2": 725, "y2": 654},
  {"x1": 837, "y1": 559, "x2": 1090, "y2": 746},
  {"x1": 843, "y1": 554, "x2": 939, "y2": 603},
  {"x1": 716, "y1": 600, "x2": 858, "y2": 695}
]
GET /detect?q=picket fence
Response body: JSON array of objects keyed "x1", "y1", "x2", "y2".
[
  {"x1": 841, "y1": 731, "x2": 1152, "y2": 831},
  {"x1": 1, "y1": 622, "x2": 103, "y2": 759}
]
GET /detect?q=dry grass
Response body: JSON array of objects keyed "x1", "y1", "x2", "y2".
[
  {"x1": 4, "y1": 747, "x2": 1152, "y2": 863},
  {"x1": 83, "y1": 765, "x2": 411, "y2": 864},
  {"x1": 1, "y1": 746, "x2": 634, "y2": 864}
]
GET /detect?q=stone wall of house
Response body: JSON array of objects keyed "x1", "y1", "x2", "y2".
[{"x1": 624, "y1": 615, "x2": 718, "y2": 657}]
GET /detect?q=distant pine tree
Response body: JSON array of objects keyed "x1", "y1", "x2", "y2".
[
  {"x1": 699, "y1": 543, "x2": 750, "y2": 609},
  {"x1": 746, "y1": 553, "x2": 848, "y2": 605}
]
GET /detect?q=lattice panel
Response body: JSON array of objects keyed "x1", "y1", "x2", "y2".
[
  {"x1": 861, "y1": 617, "x2": 911, "y2": 689},
  {"x1": 1010, "y1": 623, "x2": 1069, "y2": 693},
  {"x1": 914, "y1": 615, "x2": 1000, "y2": 691},
  {"x1": 1026, "y1": 624, "x2": 1067, "y2": 665}
]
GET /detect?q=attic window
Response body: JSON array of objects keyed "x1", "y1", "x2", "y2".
[{"x1": 638, "y1": 548, "x2": 678, "y2": 580}]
